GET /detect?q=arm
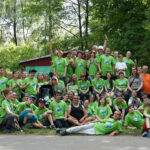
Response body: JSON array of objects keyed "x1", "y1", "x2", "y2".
[
  {"x1": 63, "y1": 66, "x2": 67, "y2": 77},
  {"x1": 127, "y1": 82, "x2": 133, "y2": 92},
  {"x1": 67, "y1": 105, "x2": 72, "y2": 117},
  {"x1": 79, "y1": 106, "x2": 88, "y2": 122},
  {"x1": 50, "y1": 40, "x2": 53, "y2": 56},
  {"x1": 103, "y1": 34, "x2": 108, "y2": 51},
  {"x1": 109, "y1": 130, "x2": 120, "y2": 136},
  {"x1": 136, "y1": 81, "x2": 143, "y2": 92}
]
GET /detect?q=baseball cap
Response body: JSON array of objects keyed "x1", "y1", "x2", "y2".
[
  {"x1": 80, "y1": 73, "x2": 86, "y2": 78},
  {"x1": 28, "y1": 95, "x2": 36, "y2": 100},
  {"x1": 98, "y1": 46, "x2": 104, "y2": 50},
  {"x1": 38, "y1": 98, "x2": 46, "y2": 103}
]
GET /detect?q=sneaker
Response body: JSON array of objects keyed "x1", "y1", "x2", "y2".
[
  {"x1": 60, "y1": 129, "x2": 67, "y2": 136},
  {"x1": 56, "y1": 128, "x2": 61, "y2": 133},
  {"x1": 50, "y1": 124, "x2": 56, "y2": 129},
  {"x1": 142, "y1": 132, "x2": 148, "y2": 137}
]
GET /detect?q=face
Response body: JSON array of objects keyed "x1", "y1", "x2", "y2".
[
  {"x1": 107, "y1": 73, "x2": 111, "y2": 79},
  {"x1": 6, "y1": 73, "x2": 13, "y2": 80},
  {"x1": 45, "y1": 74, "x2": 50, "y2": 81},
  {"x1": 54, "y1": 50, "x2": 58, "y2": 56},
  {"x1": 14, "y1": 71, "x2": 19, "y2": 78},
  {"x1": 81, "y1": 76, "x2": 85, "y2": 81},
  {"x1": 55, "y1": 94, "x2": 61, "y2": 101},
  {"x1": 114, "y1": 51, "x2": 118, "y2": 58},
  {"x1": 116, "y1": 95, "x2": 122, "y2": 101},
  {"x1": 96, "y1": 73, "x2": 100, "y2": 79},
  {"x1": 126, "y1": 51, "x2": 131, "y2": 58},
  {"x1": 147, "y1": 105, "x2": 150, "y2": 111},
  {"x1": 119, "y1": 56, "x2": 123, "y2": 62},
  {"x1": 113, "y1": 111, "x2": 121, "y2": 120},
  {"x1": 58, "y1": 52, "x2": 63, "y2": 57},
  {"x1": 100, "y1": 98, "x2": 105, "y2": 105},
  {"x1": 137, "y1": 67, "x2": 142, "y2": 73},
  {"x1": 38, "y1": 73, "x2": 44, "y2": 80},
  {"x1": 12, "y1": 92, "x2": 18, "y2": 100},
  {"x1": 72, "y1": 74, "x2": 77, "y2": 81},
  {"x1": 22, "y1": 71, "x2": 28, "y2": 78},
  {"x1": 73, "y1": 96, "x2": 79, "y2": 104},
  {"x1": 52, "y1": 78, "x2": 57, "y2": 84},
  {"x1": 0, "y1": 68, "x2": 4, "y2": 74},
  {"x1": 67, "y1": 53, "x2": 72, "y2": 59},
  {"x1": 142, "y1": 66, "x2": 148, "y2": 73},
  {"x1": 85, "y1": 50, "x2": 89, "y2": 56},
  {"x1": 119, "y1": 73, "x2": 124, "y2": 78},
  {"x1": 89, "y1": 95, "x2": 94, "y2": 102},
  {"x1": 7, "y1": 91, "x2": 13, "y2": 99},
  {"x1": 27, "y1": 98, "x2": 34, "y2": 105},
  {"x1": 83, "y1": 100, "x2": 88, "y2": 108},
  {"x1": 68, "y1": 92, "x2": 74, "y2": 99},
  {"x1": 144, "y1": 98, "x2": 149, "y2": 104},
  {"x1": 132, "y1": 91, "x2": 137, "y2": 97},
  {"x1": 132, "y1": 68, "x2": 137, "y2": 75},
  {"x1": 38, "y1": 102, "x2": 45, "y2": 108},
  {"x1": 29, "y1": 72, "x2": 36, "y2": 78},
  {"x1": 105, "y1": 48, "x2": 110, "y2": 55},
  {"x1": 22, "y1": 96, "x2": 28, "y2": 102},
  {"x1": 78, "y1": 53, "x2": 82, "y2": 59},
  {"x1": 129, "y1": 106, "x2": 134, "y2": 114}
]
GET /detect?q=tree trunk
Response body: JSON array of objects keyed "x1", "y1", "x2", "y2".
[
  {"x1": 13, "y1": 0, "x2": 17, "y2": 45},
  {"x1": 77, "y1": 0, "x2": 83, "y2": 50},
  {"x1": 85, "y1": 0, "x2": 89, "y2": 49}
]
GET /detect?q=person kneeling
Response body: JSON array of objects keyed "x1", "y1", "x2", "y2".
[{"x1": 58, "y1": 111, "x2": 122, "y2": 136}]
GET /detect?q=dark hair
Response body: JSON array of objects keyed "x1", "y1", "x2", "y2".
[
  {"x1": 106, "y1": 72, "x2": 113, "y2": 89},
  {"x1": 116, "y1": 92, "x2": 122, "y2": 97},
  {"x1": 131, "y1": 67, "x2": 139, "y2": 78},
  {"x1": 128, "y1": 104, "x2": 134, "y2": 110},
  {"x1": 98, "y1": 97, "x2": 106, "y2": 106},
  {"x1": 3, "y1": 89, "x2": 11, "y2": 97},
  {"x1": 13, "y1": 70, "x2": 18, "y2": 75}
]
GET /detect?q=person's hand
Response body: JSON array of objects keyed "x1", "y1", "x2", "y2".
[
  {"x1": 79, "y1": 118, "x2": 84, "y2": 123},
  {"x1": 63, "y1": 74, "x2": 66, "y2": 78},
  {"x1": 104, "y1": 34, "x2": 108, "y2": 40},
  {"x1": 109, "y1": 132, "x2": 115, "y2": 136},
  {"x1": 47, "y1": 110, "x2": 52, "y2": 114},
  {"x1": 64, "y1": 117, "x2": 67, "y2": 121}
]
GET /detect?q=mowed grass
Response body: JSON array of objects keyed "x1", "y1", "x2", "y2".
[{"x1": 0, "y1": 127, "x2": 142, "y2": 136}]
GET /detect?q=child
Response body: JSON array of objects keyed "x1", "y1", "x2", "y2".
[{"x1": 35, "y1": 98, "x2": 55, "y2": 129}]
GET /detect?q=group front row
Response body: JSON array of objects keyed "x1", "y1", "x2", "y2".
[{"x1": 0, "y1": 89, "x2": 150, "y2": 138}]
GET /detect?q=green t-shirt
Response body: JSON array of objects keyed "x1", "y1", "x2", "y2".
[
  {"x1": 54, "y1": 58, "x2": 67, "y2": 78},
  {"x1": 87, "y1": 59, "x2": 98, "y2": 76},
  {"x1": 0, "y1": 99, "x2": 14, "y2": 123},
  {"x1": 75, "y1": 59, "x2": 86, "y2": 79},
  {"x1": 0, "y1": 77, "x2": 8, "y2": 103},
  {"x1": 58, "y1": 80, "x2": 65, "y2": 89},
  {"x1": 68, "y1": 84, "x2": 78, "y2": 94},
  {"x1": 115, "y1": 78, "x2": 128, "y2": 90},
  {"x1": 123, "y1": 57, "x2": 134, "y2": 77},
  {"x1": 106, "y1": 97, "x2": 112, "y2": 105},
  {"x1": 96, "y1": 105, "x2": 112, "y2": 119},
  {"x1": 104, "y1": 79, "x2": 115, "y2": 90},
  {"x1": 7, "y1": 79, "x2": 22, "y2": 98},
  {"x1": 50, "y1": 54, "x2": 58, "y2": 73},
  {"x1": 92, "y1": 78, "x2": 104, "y2": 92},
  {"x1": 15, "y1": 102, "x2": 37, "y2": 114},
  {"x1": 94, "y1": 118, "x2": 122, "y2": 135},
  {"x1": 49, "y1": 100, "x2": 68, "y2": 119},
  {"x1": 113, "y1": 99, "x2": 127, "y2": 109},
  {"x1": 78, "y1": 80, "x2": 90, "y2": 92},
  {"x1": 23, "y1": 77, "x2": 38, "y2": 96},
  {"x1": 85, "y1": 107, "x2": 93, "y2": 117},
  {"x1": 124, "y1": 110, "x2": 144, "y2": 130},
  {"x1": 66, "y1": 57, "x2": 74, "y2": 78},
  {"x1": 99, "y1": 55, "x2": 115, "y2": 76},
  {"x1": 144, "y1": 109, "x2": 150, "y2": 115},
  {"x1": 35, "y1": 108, "x2": 49, "y2": 122},
  {"x1": 38, "y1": 81, "x2": 48, "y2": 88}
]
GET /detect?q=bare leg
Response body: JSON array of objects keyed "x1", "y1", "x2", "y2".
[{"x1": 68, "y1": 116, "x2": 82, "y2": 126}]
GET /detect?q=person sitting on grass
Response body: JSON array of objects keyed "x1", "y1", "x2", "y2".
[
  {"x1": 0, "y1": 90, "x2": 21, "y2": 132},
  {"x1": 49, "y1": 91, "x2": 69, "y2": 128},
  {"x1": 113, "y1": 92, "x2": 127, "y2": 123},
  {"x1": 35, "y1": 98, "x2": 55, "y2": 129},
  {"x1": 67, "y1": 95, "x2": 88, "y2": 126},
  {"x1": 57, "y1": 111, "x2": 122, "y2": 136},
  {"x1": 95, "y1": 97, "x2": 112, "y2": 121},
  {"x1": 138, "y1": 97, "x2": 150, "y2": 113},
  {"x1": 15, "y1": 95, "x2": 45, "y2": 128},
  {"x1": 124, "y1": 104, "x2": 144, "y2": 131},
  {"x1": 142, "y1": 101, "x2": 150, "y2": 138},
  {"x1": 10, "y1": 92, "x2": 20, "y2": 110}
]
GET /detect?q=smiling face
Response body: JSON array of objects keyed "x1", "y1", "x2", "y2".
[
  {"x1": 113, "y1": 111, "x2": 121, "y2": 120},
  {"x1": 73, "y1": 95, "x2": 79, "y2": 104},
  {"x1": 83, "y1": 100, "x2": 89, "y2": 108}
]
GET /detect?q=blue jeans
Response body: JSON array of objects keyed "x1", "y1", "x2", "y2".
[{"x1": 19, "y1": 110, "x2": 37, "y2": 126}]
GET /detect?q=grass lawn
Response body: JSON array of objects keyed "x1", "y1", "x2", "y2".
[{"x1": 0, "y1": 127, "x2": 142, "y2": 136}]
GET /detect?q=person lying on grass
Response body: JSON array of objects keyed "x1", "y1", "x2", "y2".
[
  {"x1": 57, "y1": 111, "x2": 122, "y2": 136},
  {"x1": 124, "y1": 104, "x2": 144, "y2": 132},
  {"x1": 15, "y1": 95, "x2": 46, "y2": 128},
  {"x1": 35, "y1": 98, "x2": 55, "y2": 129}
]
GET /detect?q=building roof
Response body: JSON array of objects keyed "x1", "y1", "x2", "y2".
[{"x1": 19, "y1": 50, "x2": 83, "y2": 64}]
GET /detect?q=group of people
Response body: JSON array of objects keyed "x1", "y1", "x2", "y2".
[{"x1": 0, "y1": 39, "x2": 150, "y2": 137}]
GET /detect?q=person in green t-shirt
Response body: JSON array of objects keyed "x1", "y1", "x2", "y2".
[
  {"x1": 35, "y1": 98, "x2": 55, "y2": 129},
  {"x1": 123, "y1": 51, "x2": 136, "y2": 78},
  {"x1": 95, "y1": 97, "x2": 112, "y2": 120},
  {"x1": 74, "y1": 52, "x2": 86, "y2": 79},
  {"x1": 0, "y1": 90, "x2": 21, "y2": 132},
  {"x1": 65, "y1": 52, "x2": 74, "y2": 81},
  {"x1": 92, "y1": 72, "x2": 104, "y2": 100},
  {"x1": 58, "y1": 110, "x2": 122, "y2": 136},
  {"x1": 16, "y1": 95, "x2": 45, "y2": 128},
  {"x1": 22, "y1": 69, "x2": 38, "y2": 97},
  {"x1": 139, "y1": 97, "x2": 150, "y2": 113},
  {"x1": 0, "y1": 67, "x2": 8, "y2": 106},
  {"x1": 105, "y1": 72, "x2": 115, "y2": 100},
  {"x1": 143, "y1": 101, "x2": 150, "y2": 137},
  {"x1": 113, "y1": 92, "x2": 127, "y2": 122},
  {"x1": 115, "y1": 72, "x2": 129, "y2": 100},
  {"x1": 67, "y1": 81, "x2": 78, "y2": 94},
  {"x1": 113, "y1": 51, "x2": 119, "y2": 79},
  {"x1": 49, "y1": 40, "x2": 58, "y2": 74},
  {"x1": 63, "y1": 93, "x2": 71, "y2": 109},
  {"x1": 99, "y1": 48, "x2": 115, "y2": 78},
  {"x1": 11, "y1": 92, "x2": 20, "y2": 110},
  {"x1": 49, "y1": 91, "x2": 69, "y2": 128},
  {"x1": 78, "y1": 73, "x2": 90, "y2": 101},
  {"x1": 124, "y1": 104, "x2": 144, "y2": 131},
  {"x1": 87, "y1": 53, "x2": 98, "y2": 81},
  {"x1": 7, "y1": 70, "x2": 22, "y2": 99},
  {"x1": 53, "y1": 51, "x2": 67, "y2": 80}
]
